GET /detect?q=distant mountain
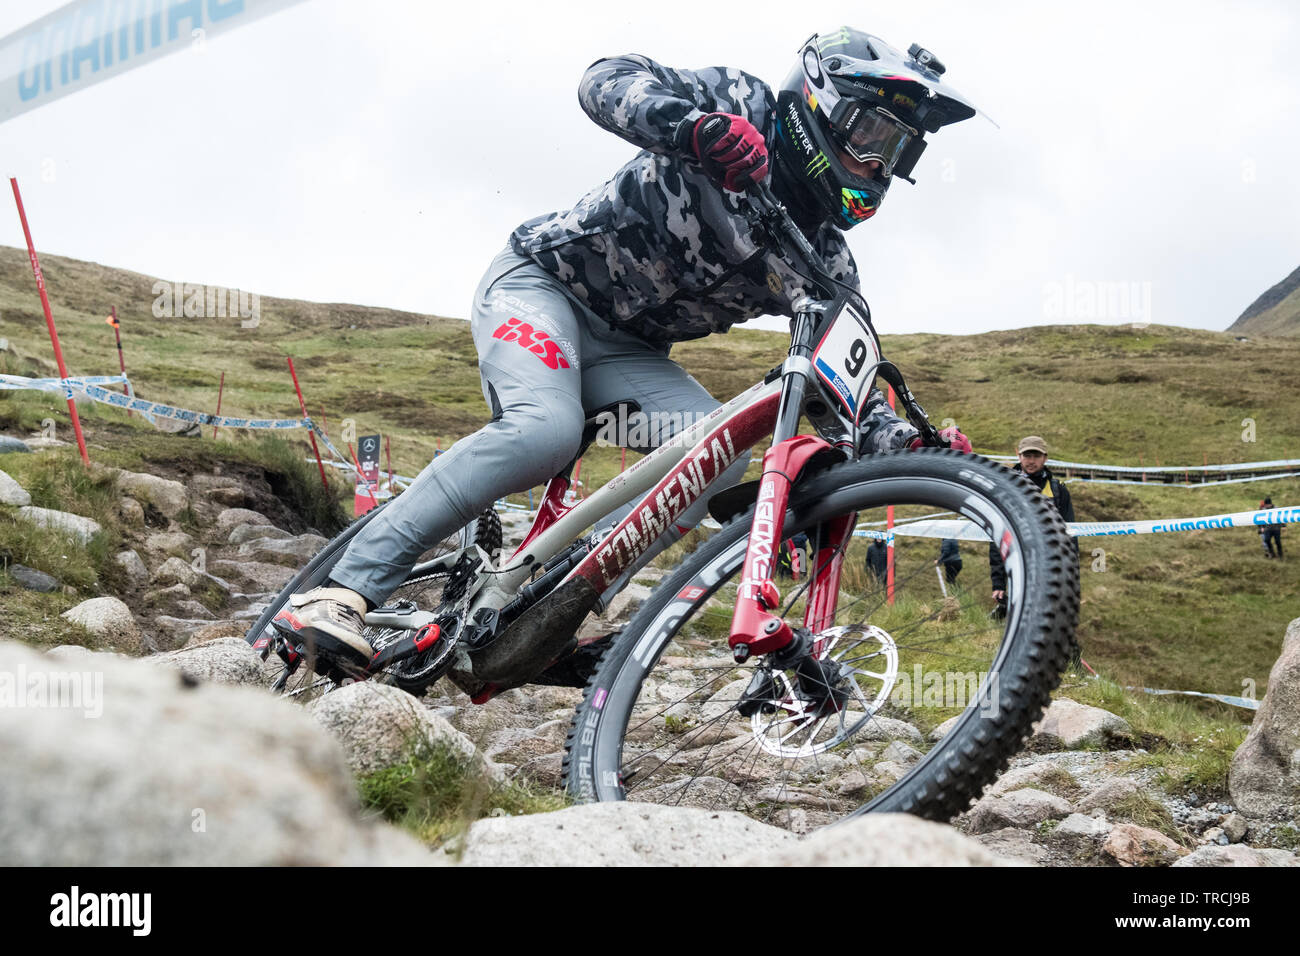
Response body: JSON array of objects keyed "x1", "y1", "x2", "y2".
[{"x1": 1229, "y1": 264, "x2": 1300, "y2": 336}]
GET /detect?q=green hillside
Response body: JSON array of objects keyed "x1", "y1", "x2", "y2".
[{"x1": 2, "y1": 244, "x2": 1298, "y2": 706}]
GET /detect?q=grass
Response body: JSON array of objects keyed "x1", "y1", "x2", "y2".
[
  {"x1": 1059, "y1": 676, "x2": 1250, "y2": 797},
  {"x1": 357, "y1": 735, "x2": 567, "y2": 852}
]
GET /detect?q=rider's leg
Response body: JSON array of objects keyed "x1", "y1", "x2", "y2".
[
  {"x1": 286, "y1": 250, "x2": 590, "y2": 663},
  {"x1": 577, "y1": 333, "x2": 752, "y2": 603}
]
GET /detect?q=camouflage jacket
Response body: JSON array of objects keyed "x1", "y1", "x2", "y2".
[{"x1": 511, "y1": 54, "x2": 916, "y2": 451}]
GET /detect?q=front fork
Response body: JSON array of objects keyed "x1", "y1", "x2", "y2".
[{"x1": 728, "y1": 310, "x2": 854, "y2": 663}]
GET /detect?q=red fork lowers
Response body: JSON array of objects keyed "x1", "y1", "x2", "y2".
[{"x1": 729, "y1": 435, "x2": 833, "y2": 662}]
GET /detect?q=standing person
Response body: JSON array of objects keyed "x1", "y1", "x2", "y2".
[
  {"x1": 1260, "y1": 497, "x2": 1284, "y2": 559},
  {"x1": 990, "y1": 436, "x2": 1077, "y2": 622},
  {"x1": 936, "y1": 538, "x2": 962, "y2": 584},
  {"x1": 278, "y1": 28, "x2": 976, "y2": 673},
  {"x1": 866, "y1": 537, "x2": 889, "y2": 588}
]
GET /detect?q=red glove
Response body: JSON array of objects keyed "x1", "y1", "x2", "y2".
[
  {"x1": 691, "y1": 113, "x2": 769, "y2": 191},
  {"x1": 908, "y1": 427, "x2": 973, "y2": 453}
]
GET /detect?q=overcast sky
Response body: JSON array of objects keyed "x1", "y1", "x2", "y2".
[{"x1": 0, "y1": 0, "x2": 1296, "y2": 338}]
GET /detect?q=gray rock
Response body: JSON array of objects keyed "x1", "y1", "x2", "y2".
[
  {"x1": 1075, "y1": 776, "x2": 1139, "y2": 813},
  {"x1": 1102, "y1": 823, "x2": 1185, "y2": 866},
  {"x1": 152, "y1": 556, "x2": 202, "y2": 588},
  {"x1": 9, "y1": 564, "x2": 58, "y2": 592},
  {"x1": 117, "y1": 497, "x2": 145, "y2": 525},
  {"x1": 0, "y1": 469, "x2": 31, "y2": 506},
  {"x1": 306, "y1": 681, "x2": 486, "y2": 778},
  {"x1": 1054, "y1": 812, "x2": 1111, "y2": 841},
  {"x1": 210, "y1": 560, "x2": 295, "y2": 592},
  {"x1": 0, "y1": 435, "x2": 33, "y2": 454},
  {"x1": 881, "y1": 740, "x2": 922, "y2": 764},
  {"x1": 1172, "y1": 845, "x2": 1300, "y2": 867},
  {"x1": 228, "y1": 523, "x2": 292, "y2": 545},
  {"x1": 150, "y1": 637, "x2": 267, "y2": 687},
  {"x1": 457, "y1": 802, "x2": 795, "y2": 867},
  {"x1": 236, "y1": 533, "x2": 327, "y2": 566},
  {"x1": 117, "y1": 471, "x2": 189, "y2": 518},
  {"x1": 114, "y1": 549, "x2": 149, "y2": 584},
  {"x1": 1031, "y1": 699, "x2": 1131, "y2": 750},
  {"x1": 1230, "y1": 617, "x2": 1300, "y2": 819},
  {"x1": 216, "y1": 508, "x2": 273, "y2": 536},
  {"x1": 60, "y1": 597, "x2": 141, "y2": 653},
  {"x1": 1222, "y1": 812, "x2": 1249, "y2": 843},
  {"x1": 749, "y1": 813, "x2": 1018, "y2": 867},
  {"x1": 16, "y1": 506, "x2": 102, "y2": 544},
  {"x1": 930, "y1": 714, "x2": 960, "y2": 741},
  {"x1": 966, "y1": 788, "x2": 1072, "y2": 834},
  {"x1": 987, "y1": 762, "x2": 1077, "y2": 798},
  {"x1": 857, "y1": 716, "x2": 925, "y2": 745},
  {"x1": 974, "y1": 827, "x2": 1048, "y2": 865},
  {"x1": 0, "y1": 640, "x2": 432, "y2": 865},
  {"x1": 143, "y1": 531, "x2": 195, "y2": 557}
]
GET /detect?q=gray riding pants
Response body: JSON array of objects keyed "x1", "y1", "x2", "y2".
[{"x1": 328, "y1": 246, "x2": 750, "y2": 607}]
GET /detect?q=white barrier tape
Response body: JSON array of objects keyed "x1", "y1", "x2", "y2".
[
  {"x1": 1130, "y1": 686, "x2": 1259, "y2": 711},
  {"x1": 1066, "y1": 473, "x2": 1300, "y2": 489},
  {"x1": 0, "y1": 373, "x2": 129, "y2": 391},
  {"x1": 987, "y1": 454, "x2": 1300, "y2": 474},
  {"x1": 846, "y1": 507, "x2": 1299, "y2": 542}
]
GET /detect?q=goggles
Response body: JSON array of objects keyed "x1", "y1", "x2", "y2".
[{"x1": 828, "y1": 101, "x2": 918, "y2": 175}]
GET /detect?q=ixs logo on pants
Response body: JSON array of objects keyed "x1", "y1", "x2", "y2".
[{"x1": 492, "y1": 317, "x2": 571, "y2": 370}]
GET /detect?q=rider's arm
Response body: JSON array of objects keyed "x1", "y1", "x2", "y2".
[{"x1": 578, "y1": 55, "x2": 772, "y2": 155}]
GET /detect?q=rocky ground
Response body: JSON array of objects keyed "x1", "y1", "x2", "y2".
[{"x1": 2, "y1": 434, "x2": 1298, "y2": 866}]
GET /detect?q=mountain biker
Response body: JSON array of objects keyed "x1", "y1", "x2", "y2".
[{"x1": 279, "y1": 27, "x2": 979, "y2": 672}]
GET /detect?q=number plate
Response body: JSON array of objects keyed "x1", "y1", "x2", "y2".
[{"x1": 811, "y1": 300, "x2": 880, "y2": 422}]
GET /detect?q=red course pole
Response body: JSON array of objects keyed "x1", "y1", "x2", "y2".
[
  {"x1": 620, "y1": 446, "x2": 627, "y2": 474},
  {"x1": 286, "y1": 357, "x2": 328, "y2": 488},
  {"x1": 11, "y1": 177, "x2": 89, "y2": 465},
  {"x1": 212, "y1": 371, "x2": 225, "y2": 439},
  {"x1": 107, "y1": 305, "x2": 132, "y2": 418}
]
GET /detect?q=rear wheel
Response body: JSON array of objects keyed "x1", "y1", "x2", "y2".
[
  {"x1": 246, "y1": 505, "x2": 502, "y2": 699},
  {"x1": 562, "y1": 450, "x2": 1079, "y2": 827}
]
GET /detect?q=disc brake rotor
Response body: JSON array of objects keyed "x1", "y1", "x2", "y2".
[{"x1": 749, "y1": 623, "x2": 899, "y2": 758}]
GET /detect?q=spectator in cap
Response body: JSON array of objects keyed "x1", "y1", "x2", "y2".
[
  {"x1": 990, "y1": 436, "x2": 1077, "y2": 624},
  {"x1": 1260, "y1": 497, "x2": 1283, "y2": 559}
]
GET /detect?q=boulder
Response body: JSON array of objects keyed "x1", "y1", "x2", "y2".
[
  {"x1": 973, "y1": 827, "x2": 1048, "y2": 865},
  {"x1": 1053, "y1": 812, "x2": 1111, "y2": 842},
  {"x1": 16, "y1": 506, "x2": 101, "y2": 544},
  {"x1": 116, "y1": 471, "x2": 189, "y2": 518},
  {"x1": 151, "y1": 556, "x2": 202, "y2": 588},
  {"x1": 0, "y1": 640, "x2": 432, "y2": 865},
  {"x1": 229, "y1": 523, "x2": 292, "y2": 545},
  {"x1": 457, "y1": 802, "x2": 795, "y2": 867},
  {"x1": 60, "y1": 597, "x2": 141, "y2": 653},
  {"x1": 930, "y1": 714, "x2": 960, "y2": 740},
  {"x1": 856, "y1": 716, "x2": 925, "y2": 745},
  {"x1": 1102, "y1": 823, "x2": 1185, "y2": 866},
  {"x1": 216, "y1": 508, "x2": 273, "y2": 537},
  {"x1": 1229, "y1": 617, "x2": 1300, "y2": 818},
  {"x1": 117, "y1": 497, "x2": 145, "y2": 525},
  {"x1": 1075, "y1": 776, "x2": 1139, "y2": 813},
  {"x1": 1172, "y1": 845, "x2": 1300, "y2": 867},
  {"x1": 0, "y1": 435, "x2": 32, "y2": 454},
  {"x1": 0, "y1": 469, "x2": 31, "y2": 506},
  {"x1": 1030, "y1": 699, "x2": 1131, "y2": 749},
  {"x1": 8, "y1": 564, "x2": 58, "y2": 592},
  {"x1": 306, "y1": 681, "x2": 485, "y2": 778},
  {"x1": 965, "y1": 787, "x2": 1072, "y2": 834},
  {"x1": 236, "y1": 534, "x2": 327, "y2": 566},
  {"x1": 114, "y1": 549, "x2": 149, "y2": 584},
  {"x1": 210, "y1": 560, "x2": 295, "y2": 592},
  {"x1": 747, "y1": 813, "x2": 1018, "y2": 867},
  {"x1": 150, "y1": 637, "x2": 267, "y2": 687},
  {"x1": 143, "y1": 531, "x2": 195, "y2": 557}
]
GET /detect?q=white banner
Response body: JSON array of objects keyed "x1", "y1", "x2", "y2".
[{"x1": 0, "y1": 0, "x2": 306, "y2": 123}]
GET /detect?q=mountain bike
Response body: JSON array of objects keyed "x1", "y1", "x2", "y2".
[{"x1": 244, "y1": 182, "x2": 1079, "y2": 824}]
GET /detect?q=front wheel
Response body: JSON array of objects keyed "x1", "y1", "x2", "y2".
[{"x1": 562, "y1": 449, "x2": 1079, "y2": 827}]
